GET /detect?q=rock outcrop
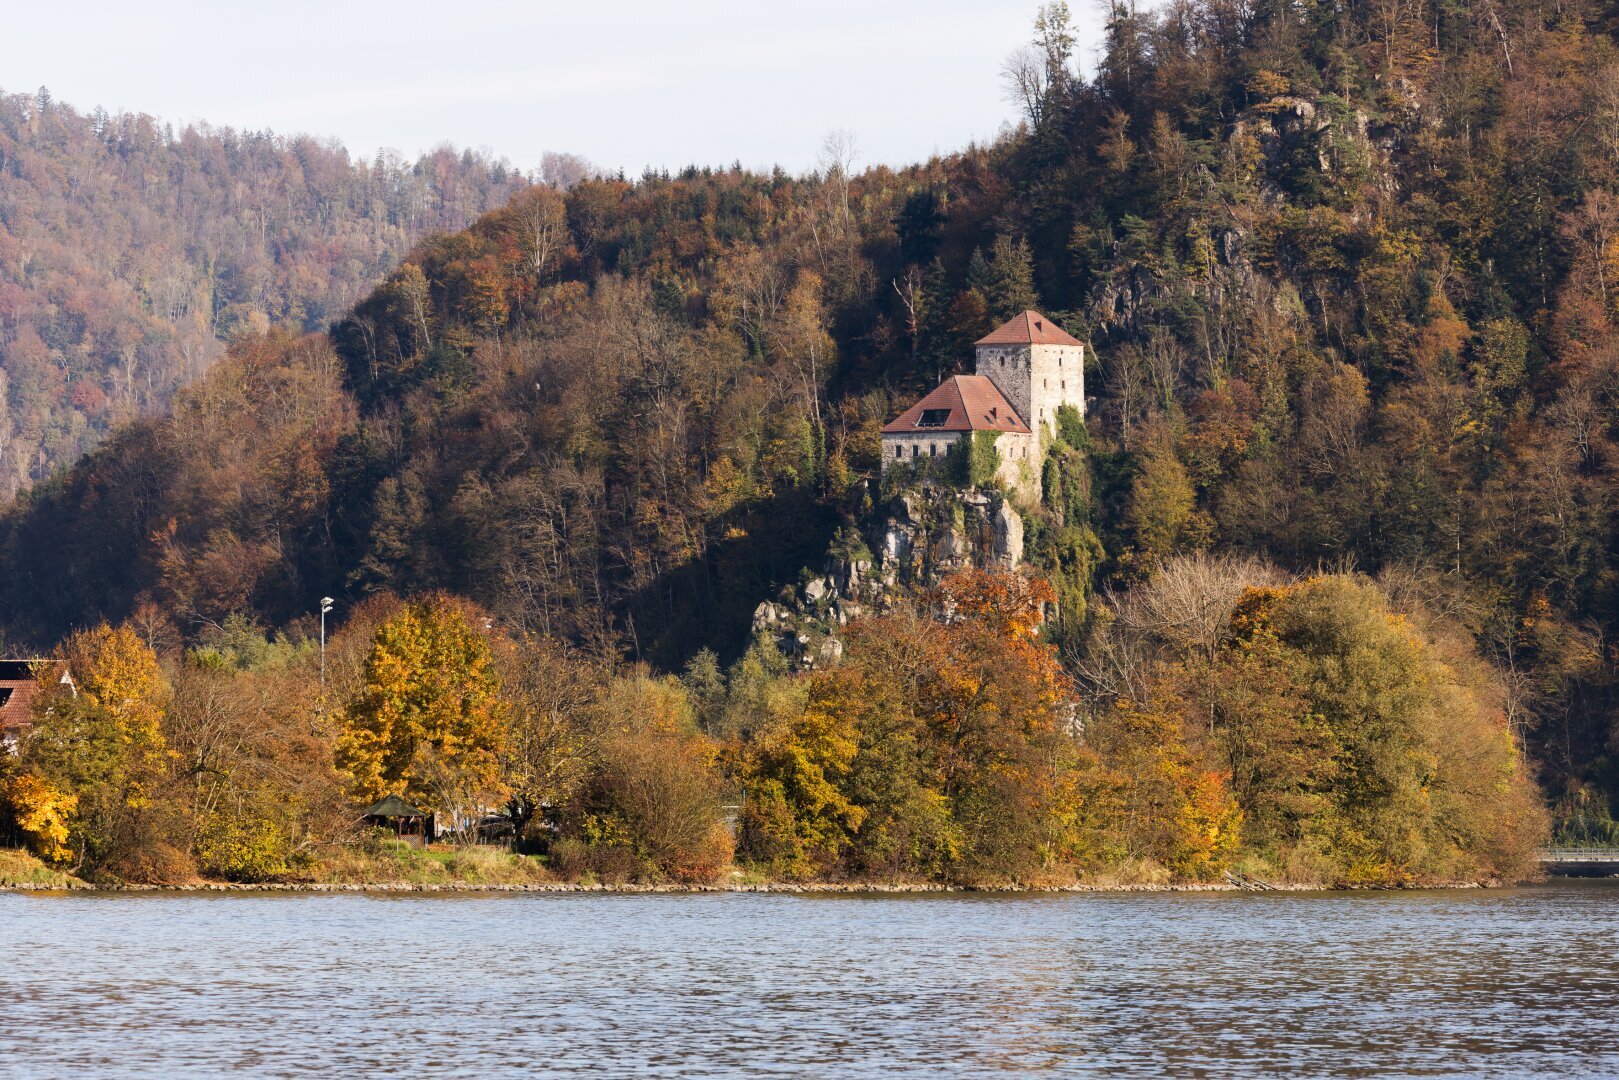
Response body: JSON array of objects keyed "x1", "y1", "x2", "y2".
[{"x1": 752, "y1": 484, "x2": 1028, "y2": 669}]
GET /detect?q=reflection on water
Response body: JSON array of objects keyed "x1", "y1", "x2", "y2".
[{"x1": 2, "y1": 881, "x2": 1616, "y2": 1077}]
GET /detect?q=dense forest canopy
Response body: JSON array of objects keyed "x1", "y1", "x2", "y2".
[
  {"x1": 3, "y1": 0, "x2": 1619, "y2": 874},
  {"x1": 0, "y1": 87, "x2": 533, "y2": 496}
]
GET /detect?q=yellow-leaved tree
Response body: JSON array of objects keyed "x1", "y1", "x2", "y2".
[
  {"x1": 336, "y1": 595, "x2": 508, "y2": 834},
  {"x1": 740, "y1": 665, "x2": 866, "y2": 879},
  {"x1": 1, "y1": 772, "x2": 77, "y2": 863},
  {"x1": 18, "y1": 625, "x2": 171, "y2": 871}
]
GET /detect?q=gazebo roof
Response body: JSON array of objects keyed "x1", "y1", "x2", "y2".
[{"x1": 361, "y1": 794, "x2": 426, "y2": 819}]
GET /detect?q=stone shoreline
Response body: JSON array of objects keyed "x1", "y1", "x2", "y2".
[{"x1": 3, "y1": 878, "x2": 1493, "y2": 895}]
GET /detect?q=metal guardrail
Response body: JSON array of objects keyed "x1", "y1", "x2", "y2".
[{"x1": 1538, "y1": 848, "x2": 1619, "y2": 862}]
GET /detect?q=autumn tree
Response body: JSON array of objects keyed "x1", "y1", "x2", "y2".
[
  {"x1": 559, "y1": 672, "x2": 731, "y2": 882},
  {"x1": 337, "y1": 595, "x2": 509, "y2": 832},
  {"x1": 741, "y1": 666, "x2": 866, "y2": 878},
  {"x1": 166, "y1": 627, "x2": 344, "y2": 882},
  {"x1": 1258, "y1": 577, "x2": 1547, "y2": 882},
  {"x1": 739, "y1": 570, "x2": 1091, "y2": 885},
  {"x1": 18, "y1": 625, "x2": 172, "y2": 873},
  {"x1": 497, "y1": 635, "x2": 601, "y2": 845},
  {"x1": 1086, "y1": 567, "x2": 1548, "y2": 883}
]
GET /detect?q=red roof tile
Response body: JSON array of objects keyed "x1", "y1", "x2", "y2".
[
  {"x1": 882, "y1": 375, "x2": 1031, "y2": 434},
  {"x1": 974, "y1": 310, "x2": 1083, "y2": 347},
  {"x1": 0, "y1": 660, "x2": 43, "y2": 734}
]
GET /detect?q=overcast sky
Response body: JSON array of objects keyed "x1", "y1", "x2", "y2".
[{"x1": 0, "y1": 1, "x2": 1107, "y2": 176}]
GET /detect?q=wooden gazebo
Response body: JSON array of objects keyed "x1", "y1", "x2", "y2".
[{"x1": 360, "y1": 794, "x2": 433, "y2": 844}]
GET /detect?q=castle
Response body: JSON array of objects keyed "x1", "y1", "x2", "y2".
[{"x1": 881, "y1": 310, "x2": 1087, "y2": 500}]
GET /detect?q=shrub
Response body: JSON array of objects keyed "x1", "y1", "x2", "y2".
[
  {"x1": 589, "y1": 730, "x2": 732, "y2": 882},
  {"x1": 105, "y1": 841, "x2": 197, "y2": 886},
  {"x1": 195, "y1": 815, "x2": 295, "y2": 882}
]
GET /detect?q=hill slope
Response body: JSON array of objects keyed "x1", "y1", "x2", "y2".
[
  {"x1": 0, "y1": 87, "x2": 528, "y2": 497},
  {"x1": 3, "y1": 0, "x2": 1619, "y2": 833}
]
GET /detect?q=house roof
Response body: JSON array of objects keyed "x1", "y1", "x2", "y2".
[
  {"x1": 361, "y1": 794, "x2": 427, "y2": 819},
  {"x1": 0, "y1": 659, "x2": 44, "y2": 734},
  {"x1": 882, "y1": 375, "x2": 1031, "y2": 435},
  {"x1": 974, "y1": 310, "x2": 1084, "y2": 347}
]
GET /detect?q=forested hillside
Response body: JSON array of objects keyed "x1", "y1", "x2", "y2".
[
  {"x1": 0, "y1": 88, "x2": 530, "y2": 496},
  {"x1": 3, "y1": 0, "x2": 1618, "y2": 878}
]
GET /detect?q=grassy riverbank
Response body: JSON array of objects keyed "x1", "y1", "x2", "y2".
[
  {"x1": 0, "y1": 846, "x2": 1527, "y2": 894},
  {"x1": 0, "y1": 849, "x2": 90, "y2": 889}
]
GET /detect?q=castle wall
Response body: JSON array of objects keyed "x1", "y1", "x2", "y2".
[
  {"x1": 976, "y1": 344, "x2": 1033, "y2": 424},
  {"x1": 880, "y1": 430, "x2": 965, "y2": 474},
  {"x1": 975, "y1": 341, "x2": 1085, "y2": 492},
  {"x1": 993, "y1": 431, "x2": 1038, "y2": 500},
  {"x1": 881, "y1": 428, "x2": 1038, "y2": 502},
  {"x1": 1027, "y1": 343, "x2": 1086, "y2": 431}
]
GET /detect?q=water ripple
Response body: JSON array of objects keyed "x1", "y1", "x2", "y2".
[{"x1": 2, "y1": 883, "x2": 1617, "y2": 1076}]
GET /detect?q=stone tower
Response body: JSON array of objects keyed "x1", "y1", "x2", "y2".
[
  {"x1": 879, "y1": 309, "x2": 1087, "y2": 503},
  {"x1": 973, "y1": 311, "x2": 1087, "y2": 470}
]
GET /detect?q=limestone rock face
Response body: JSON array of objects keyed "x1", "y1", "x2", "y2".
[
  {"x1": 753, "y1": 484, "x2": 1030, "y2": 670},
  {"x1": 751, "y1": 601, "x2": 782, "y2": 633},
  {"x1": 933, "y1": 528, "x2": 968, "y2": 562},
  {"x1": 993, "y1": 499, "x2": 1024, "y2": 568}
]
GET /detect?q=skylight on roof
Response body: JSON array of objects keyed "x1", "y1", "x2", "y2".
[{"x1": 917, "y1": 409, "x2": 951, "y2": 428}]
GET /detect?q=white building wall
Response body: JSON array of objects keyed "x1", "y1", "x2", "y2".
[
  {"x1": 993, "y1": 431, "x2": 1038, "y2": 500},
  {"x1": 1027, "y1": 343, "x2": 1087, "y2": 432},
  {"x1": 975, "y1": 340, "x2": 1086, "y2": 492},
  {"x1": 881, "y1": 428, "x2": 1040, "y2": 502},
  {"x1": 880, "y1": 430, "x2": 966, "y2": 474},
  {"x1": 975, "y1": 343, "x2": 1088, "y2": 429}
]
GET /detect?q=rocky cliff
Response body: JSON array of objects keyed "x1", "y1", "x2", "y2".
[{"x1": 752, "y1": 484, "x2": 1026, "y2": 668}]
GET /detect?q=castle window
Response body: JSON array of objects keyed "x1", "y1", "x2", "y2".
[
  {"x1": 916, "y1": 408, "x2": 951, "y2": 428},
  {"x1": 1061, "y1": 381, "x2": 1066, "y2": 391},
  {"x1": 894, "y1": 445, "x2": 903, "y2": 459}
]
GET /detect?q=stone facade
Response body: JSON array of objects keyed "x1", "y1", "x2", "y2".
[
  {"x1": 991, "y1": 430, "x2": 1038, "y2": 493},
  {"x1": 975, "y1": 339, "x2": 1087, "y2": 477},
  {"x1": 880, "y1": 312, "x2": 1087, "y2": 503},
  {"x1": 883, "y1": 430, "x2": 962, "y2": 466}
]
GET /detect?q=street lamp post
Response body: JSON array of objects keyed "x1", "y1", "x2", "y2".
[{"x1": 320, "y1": 596, "x2": 334, "y2": 691}]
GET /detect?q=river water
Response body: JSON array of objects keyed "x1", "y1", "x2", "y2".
[{"x1": 1, "y1": 880, "x2": 1616, "y2": 1077}]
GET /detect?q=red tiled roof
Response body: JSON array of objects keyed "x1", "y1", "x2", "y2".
[
  {"x1": 0, "y1": 659, "x2": 43, "y2": 734},
  {"x1": 882, "y1": 375, "x2": 1031, "y2": 434},
  {"x1": 974, "y1": 310, "x2": 1083, "y2": 347}
]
